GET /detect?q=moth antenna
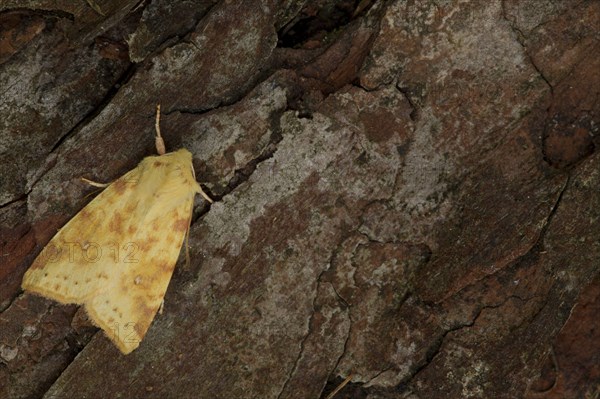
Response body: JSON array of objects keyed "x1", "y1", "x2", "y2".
[
  {"x1": 80, "y1": 177, "x2": 108, "y2": 199},
  {"x1": 155, "y1": 104, "x2": 166, "y2": 155},
  {"x1": 80, "y1": 177, "x2": 109, "y2": 188}
]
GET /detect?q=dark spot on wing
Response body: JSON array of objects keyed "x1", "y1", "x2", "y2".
[
  {"x1": 133, "y1": 323, "x2": 144, "y2": 338},
  {"x1": 132, "y1": 297, "x2": 157, "y2": 337},
  {"x1": 138, "y1": 235, "x2": 159, "y2": 252},
  {"x1": 80, "y1": 209, "x2": 91, "y2": 219},
  {"x1": 136, "y1": 297, "x2": 155, "y2": 317},
  {"x1": 172, "y1": 218, "x2": 189, "y2": 232},
  {"x1": 161, "y1": 262, "x2": 174, "y2": 273},
  {"x1": 109, "y1": 213, "x2": 124, "y2": 234},
  {"x1": 125, "y1": 200, "x2": 139, "y2": 214},
  {"x1": 164, "y1": 233, "x2": 177, "y2": 245},
  {"x1": 112, "y1": 179, "x2": 127, "y2": 195}
]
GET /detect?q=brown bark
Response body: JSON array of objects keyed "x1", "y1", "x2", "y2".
[{"x1": 1, "y1": 1, "x2": 598, "y2": 398}]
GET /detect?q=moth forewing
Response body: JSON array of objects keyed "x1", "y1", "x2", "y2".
[{"x1": 22, "y1": 110, "x2": 208, "y2": 354}]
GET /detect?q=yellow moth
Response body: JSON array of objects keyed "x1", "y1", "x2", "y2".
[{"x1": 22, "y1": 105, "x2": 212, "y2": 354}]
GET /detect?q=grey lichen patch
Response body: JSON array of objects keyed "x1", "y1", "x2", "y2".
[
  {"x1": 179, "y1": 82, "x2": 422, "y2": 392},
  {"x1": 190, "y1": 82, "x2": 418, "y2": 297},
  {"x1": 393, "y1": 106, "x2": 453, "y2": 215},
  {"x1": 183, "y1": 80, "x2": 289, "y2": 191},
  {"x1": 196, "y1": 110, "x2": 343, "y2": 259}
]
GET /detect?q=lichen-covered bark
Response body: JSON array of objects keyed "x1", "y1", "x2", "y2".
[{"x1": 0, "y1": 1, "x2": 598, "y2": 398}]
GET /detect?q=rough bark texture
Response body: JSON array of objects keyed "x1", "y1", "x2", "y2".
[{"x1": 1, "y1": 1, "x2": 598, "y2": 398}]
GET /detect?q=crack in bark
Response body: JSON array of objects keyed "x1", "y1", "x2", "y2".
[
  {"x1": 365, "y1": 367, "x2": 393, "y2": 385},
  {"x1": 49, "y1": 63, "x2": 137, "y2": 154},
  {"x1": 500, "y1": 0, "x2": 553, "y2": 95},
  {"x1": 276, "y1": 272, "x2": 326, "y2": 399},
  {"x1": 164, "y1": 106, "x2": 216, "y2": 116},
  {"x1": 200, "y1": 111, "x2": 285, "y2": 214},
  {"x1": 402, "y1": 294, "x2": 527, "y2": 387},
  {"x1": 317, "y1": 236, "x2": 355, "y2": 395},
  {"x1": 451, "y1": 174, "x2": 570, "y2": 302},
  {"x1": 0, "y1": 194, "x2": 28, "y2": 210},
  {"x1": 329, "y1": 281, "x2": 350, "y2": 309},
  {"x1": 0, "y1": 7, "x2": 74, "y2": 21},
  {"x1": 536, "y1": 175, "x2": 570, "y2": 245},
  {"x1": 2, "y1": 35, "x2": 138, "y2": 206},
  {"x1": 138, "y1": 0, "x2": 218, "y2": 63},
  {"x1": 15, "y1": 63, "x2": 138, "y2": 207},
  {"x1": 329, "y1": 306, "x2": 353, "y2": 385},
  {"x1": 390, "y1": 170, "x2": 570, "y2": 390},
  {"x1": 394, "y1": 83, "x2": 418, "y2": 122},
  {"x1": 277, "y1": 228, "x2": 354, "y2": 399},
  {"x1": 498, "y1": 173, "x2": 569, "y2": 268}
]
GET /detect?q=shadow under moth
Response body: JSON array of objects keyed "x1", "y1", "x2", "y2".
[{"x1": 22, "y1": 105, "x2": 212, "y2": 354}]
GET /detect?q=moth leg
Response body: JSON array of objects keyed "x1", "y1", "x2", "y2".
[
  {"x1": 158, "y1": 300, "x2": 164, "y2": 315},
  {"x1": 185, "y1": 227, "x2": 191, "y2": 267},
  {"x1": 80, "y1": 177, "x2": 109, "y2": 188},
  {"x1": 155, "y1": 104, "x2": 166, "y2": 155},
  {"x1": 190, "y1": 164, "x2": 214, "y2": 203},
  {"x1": 198, "y1": 185, "x2": 213, "y2": 203},
  {"x1": 184, "y1": 200, "x2": 193, "y2": 269}
]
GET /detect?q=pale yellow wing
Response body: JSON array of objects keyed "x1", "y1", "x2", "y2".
[
  {"x1": 85, "y1": 175, "x2": 196, "y2": 354},
  {"x1": 22, "y1": 165, "x2": 143, "y2": 304},
  {"x1": 23, "y1": 149, "x2": 200, "y2": 354}
]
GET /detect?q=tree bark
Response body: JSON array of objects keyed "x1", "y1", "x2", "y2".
[{"x1": 1, "y1": 1, "x2": 598, "y2": 398}]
